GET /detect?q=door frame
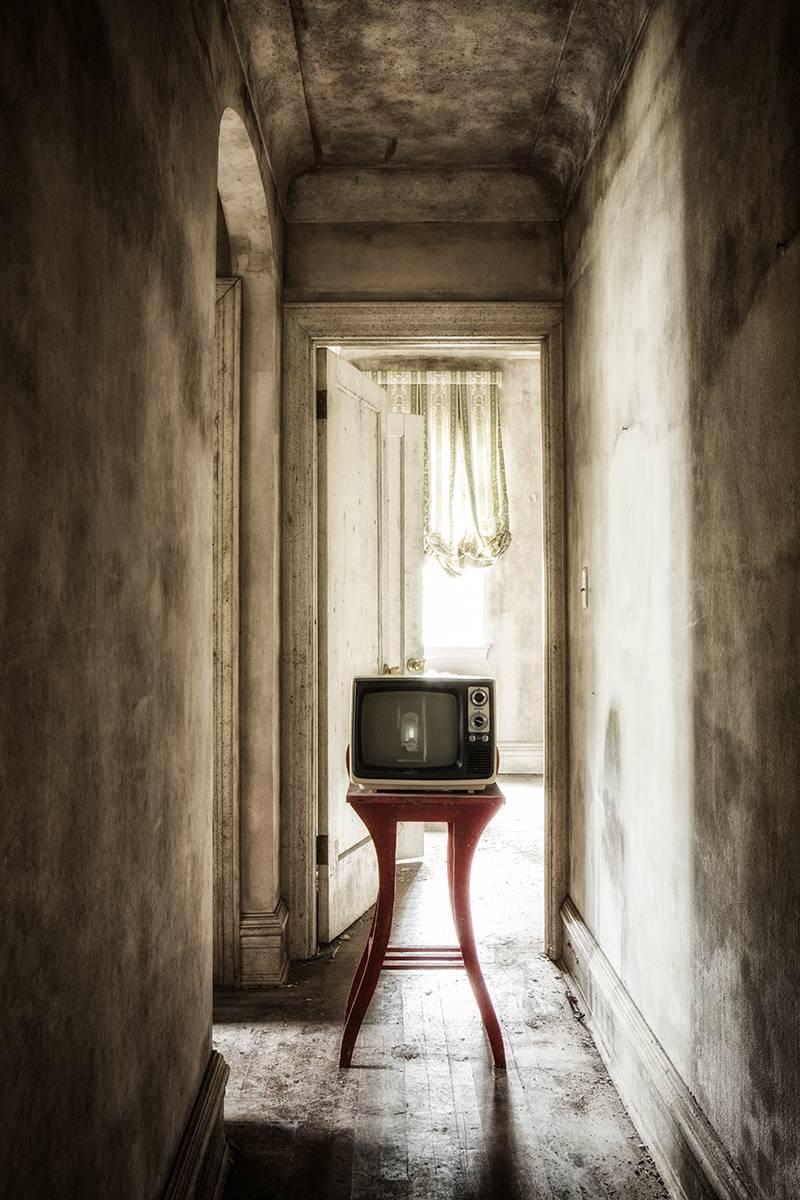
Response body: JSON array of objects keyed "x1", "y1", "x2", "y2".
[{"x1": 280, "y1": 302, "x2": 567, "y2": 961}]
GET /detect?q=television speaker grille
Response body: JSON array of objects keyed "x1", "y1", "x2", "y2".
[{"x1": 465, "y1": 739, "x2": 493, "y2": 773}]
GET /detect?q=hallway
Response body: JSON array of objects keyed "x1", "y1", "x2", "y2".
[
  {"x1": 5, "y1": 2, "x2": 799, "y2": 1195},
  {"x1": 214, "y1": 781, "x2": 667, "y2": 1199}
]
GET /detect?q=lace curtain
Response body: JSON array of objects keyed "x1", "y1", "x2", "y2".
[{"x1": 370, "y1": 368, "x2": 511, "y2": 575}]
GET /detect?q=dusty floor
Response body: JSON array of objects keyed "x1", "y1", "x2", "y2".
[{"x1": 214, "y1": 779, "x2": 668, "y2": 1199}]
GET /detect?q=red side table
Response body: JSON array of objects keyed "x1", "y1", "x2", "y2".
[{"x1": 339, "y1": 783, "x2": 506, "y2": 1070}]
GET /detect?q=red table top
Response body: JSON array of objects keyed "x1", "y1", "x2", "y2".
[{"x1": 347, "y1": 782, "x2": 505, "y2": 809}]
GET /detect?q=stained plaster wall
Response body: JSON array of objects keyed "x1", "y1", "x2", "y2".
[
  {"x1": 0, "y1": 3, "x2": 282, "y2": 1195},
  {"x1": 563, "y1": 0, "x2": 800, "y2": 1195}
]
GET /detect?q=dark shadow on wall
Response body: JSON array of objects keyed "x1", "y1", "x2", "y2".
[{"x1": 217, "y1": 191, "x2": 233, "y2": 276}]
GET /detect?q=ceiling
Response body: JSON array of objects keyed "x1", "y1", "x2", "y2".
[{"x1": 229, "y1": 0, "x2": 653, "y2": 216}]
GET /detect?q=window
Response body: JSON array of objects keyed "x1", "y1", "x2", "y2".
[{"x1": 423, "y1": 558, "x2": 488, "y2": 654}]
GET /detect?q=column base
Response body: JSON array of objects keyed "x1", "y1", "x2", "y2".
[{"x1": 239, "y1": 899, "x2": 289, "y2": 985}]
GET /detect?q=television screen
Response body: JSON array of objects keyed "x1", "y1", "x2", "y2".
[{"x1": 360, "y1": 690, "x2": 458, "y2": 768}]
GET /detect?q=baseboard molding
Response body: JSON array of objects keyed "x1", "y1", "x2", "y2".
[
  {"x1": 162, "y1": 1050, "x2": 230, "y2": 1200},
  {"x1": 239, "y1": 898, "x2": 289, "y2": 985},
  {"x1": 561, "y1": 899, "x2": 756, "y2": 1200},
  {"x1": 498, "y1": 741, "x2": 544, "y2": 775}
]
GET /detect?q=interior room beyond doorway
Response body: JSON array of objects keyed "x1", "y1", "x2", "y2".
[
  {"x1": 311, "y1": 340, "x2": 546, "y2": 959},
  {"x1": 338, "y1": 342, "x2": 546, "y2": 780}
]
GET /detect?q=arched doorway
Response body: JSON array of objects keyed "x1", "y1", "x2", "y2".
[{"x1": 214, "y1": 108, "x2": 285, "y2": 986}]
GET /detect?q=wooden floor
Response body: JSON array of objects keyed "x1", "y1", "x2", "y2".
[{"x1": 214, "y1": 779, "x2": 668, "y2": 1199}]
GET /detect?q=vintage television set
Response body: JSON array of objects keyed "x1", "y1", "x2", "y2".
[{"x1": 349, "y1": 676, "x2": 497, "y2": 790}]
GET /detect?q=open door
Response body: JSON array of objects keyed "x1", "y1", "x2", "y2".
[{"x1": 317, "y1": 350, "x2": 425, "y2": 943}]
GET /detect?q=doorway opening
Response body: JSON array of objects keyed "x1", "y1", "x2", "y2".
[
  {"x1": 320, "y1": 342, "x2": 545, "y2": 953},
  {"x1": 280, "y1": 304, "x2": 566, "y2": 966}
]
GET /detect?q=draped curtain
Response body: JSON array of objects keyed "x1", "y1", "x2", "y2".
[{"x1": 370, "y1": 368, "x2": 511, "y2": 575}]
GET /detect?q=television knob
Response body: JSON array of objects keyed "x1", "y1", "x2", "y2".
[{"x1": 406, "y1": 655, "x2": 424, "y2": 673}]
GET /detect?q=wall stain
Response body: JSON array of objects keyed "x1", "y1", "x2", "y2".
[{"x1": 601, "y1": 707, "x2": 625, "y2": 885}]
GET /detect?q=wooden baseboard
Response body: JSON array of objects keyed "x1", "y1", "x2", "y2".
[
  {"x1": 498, "y1": 741, "x2": 544, "y2": 775},
  {"x1": 561, "y1": 899, "x2": 756, "y2": 1200},
  {"x1": 239, "y1": 899, "x2": 289, "y2": 985},
  {"x1": 162, "y1": 1051, "x2": 229, "y2": 1200}
]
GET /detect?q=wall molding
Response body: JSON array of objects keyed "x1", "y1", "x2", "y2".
[
  {"x1": 561, "y1": 899, "x2": 757, "y2": 1200},
  {"x1": 161, "y1": 1051, "x2": 230, "y2": 1200},
  {"x1": 239, "y1": 899, "x2": 290, "y2": 985},
  {"x1": 282, "y1": 302, "x2": 567, "y2": 961},
  {"x1": 498, "y1": 741, "x2": 544, "y2": 775}
]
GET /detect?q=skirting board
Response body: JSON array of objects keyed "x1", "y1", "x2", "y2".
[
  {"x1": 239, "y1": 899, "x2": 289, "y2": 985},
  {"x1": 162, "y1": 1050, "x2": 229, "y2": 1200},
  {"x1": 561, "y1": 899, "x2": 756, "y2": 1200},
  {"x1": 498, "y1": 741, "x2": 544, "y2": 775}
]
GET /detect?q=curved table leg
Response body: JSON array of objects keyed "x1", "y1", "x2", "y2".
[
  {"x1": 339, "y1": 816, "x2": 397, "y2": 1068},
  {"x1": 450, "y1": 812, "x2": 506, "y2": 1069},
  {"x1": 344, "y1": 904, "x2": 377, "y2": 1022}
]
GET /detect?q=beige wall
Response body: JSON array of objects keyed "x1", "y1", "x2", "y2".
[
  {"x1": 488, "y1": 360, "x2": 544, "y2": 755},
  {"x1": 0, "y1": 4, "x2": 281, "y2": 1195},
  {"x1": 563, "y1": 1, "x2": 800, "y2": 1195}
]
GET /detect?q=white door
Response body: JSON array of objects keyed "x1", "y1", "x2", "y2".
[{"x1": 317, "y1": 350, "x2": 425, "y2": 942}]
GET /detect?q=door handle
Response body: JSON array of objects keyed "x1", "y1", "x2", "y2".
[{"x1": 406, "y1": 656, "x2": 424, "y2": 673}]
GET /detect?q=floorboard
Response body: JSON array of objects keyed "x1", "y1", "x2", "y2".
[{"x1": 214, "y1": 779, "x2": 668, "y2": 1200}]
